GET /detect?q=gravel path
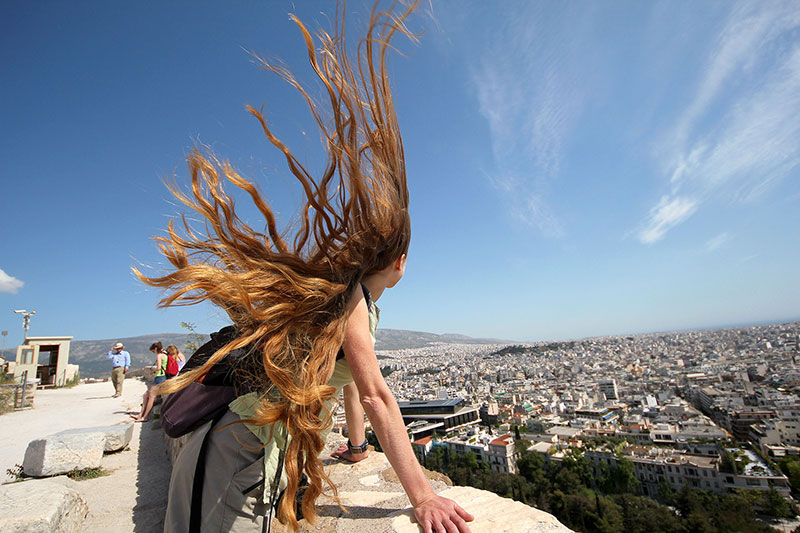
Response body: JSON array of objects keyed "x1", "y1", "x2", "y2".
[
  {"x1": 0, "y1": 380, "x2": 172, "y2": 532},
  {"x1": 1, "y1": 380, "x2": 148, "y2": 480}
]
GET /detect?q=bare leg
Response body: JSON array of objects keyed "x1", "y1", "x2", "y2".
[
  {"x1": 135, "y1": 389, "x2": 156, "y2": 422},
  {"x1": 131, "y1": 390, "x2": 149, "y2": 419},
  {"x1": 332, "y1": 382, "x2": 372, "y2": 462}
]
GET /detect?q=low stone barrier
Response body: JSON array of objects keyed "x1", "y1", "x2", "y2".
[
  {"x1": 22, "y1": 423, "x2": 134, "y2": 477},
  {"x1": 0, "y1": 476, "x2": 89, "y2": 533},
  {"x1": 23, "y1": 432, "x2": 105, "y2": 477},
  {"x1": 57, "y1": 424, "x2": 134, "y2": 453}
]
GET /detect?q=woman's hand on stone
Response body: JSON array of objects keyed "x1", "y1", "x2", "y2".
[{"x1": 413, "y1": 494, "x2": 473, "y2": 533}]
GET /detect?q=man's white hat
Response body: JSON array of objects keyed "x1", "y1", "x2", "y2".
[{"x1": 113, "y1": 342, "x2": 124, "y2": 349}]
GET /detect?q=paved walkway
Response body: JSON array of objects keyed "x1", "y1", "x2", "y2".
[{"x1": 0, "y1": 380, "x2": 171, "y2": 532}]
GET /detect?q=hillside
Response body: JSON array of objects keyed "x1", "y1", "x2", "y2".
[
  {"x1": 60, "y1": 333, "x2": 211, "y2": 379},
  {"x1": 374, "y1": 328, "x2": 510, "y2": 351},
  {"x1": 0, "y1": 329, "x2": 513, "y2": 378}
]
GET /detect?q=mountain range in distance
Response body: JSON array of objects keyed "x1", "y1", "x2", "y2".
[{"x1": 0, "y1": 329, "x2": 513, "y2": 379}]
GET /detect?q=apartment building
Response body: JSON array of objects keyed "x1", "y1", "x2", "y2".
[{"x1": 586, "y1": 446, "x2": 790, "y2": 500}]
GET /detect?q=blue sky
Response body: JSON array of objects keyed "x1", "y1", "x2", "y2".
[{"x1": 1, "y1": 1, "x2": 799, "y2": 349}]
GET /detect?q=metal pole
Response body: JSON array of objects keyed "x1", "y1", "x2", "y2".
[{"x1": 20, "y1": 370, "x2": 27, "y2": 408}]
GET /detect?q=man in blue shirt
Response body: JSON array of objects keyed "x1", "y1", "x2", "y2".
[{"x1": 106, "y1": 342, "x2": 130, "y2": 397}]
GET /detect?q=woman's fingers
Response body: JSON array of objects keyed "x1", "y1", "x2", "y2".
[
  {"x1": 415, "y1": 495, "x2": 472, "y2": 533},
  {"x1": 449, "y1": 512, "x2": 470, "y2": 532},
  {"x1": 427, "y1": 518, "x2": 467, "y2": 533},
  {"x1": 454, "y1": 503, "x2": 474, "y2": 522},
  {"x1": 444, "y1": 517, "x2": 461, "y2": 533}
]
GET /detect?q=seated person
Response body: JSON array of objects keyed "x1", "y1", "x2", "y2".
[{"x1": 132, "y1": 342, "x2": 167, "y2": 422}]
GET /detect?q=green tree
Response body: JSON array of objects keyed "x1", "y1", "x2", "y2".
[
  {"x1": 761, "y1": 488, "x2": 795, "y2": 518},
  {"x1": 518, "y1": 451, "x2": 546, "y2": 483},
  {"x1": 604, "y1": 456, "x2": 639, "y2": 494},
  {"x1": 554, "y1": 466, "x2": 582, "y2": 494},
  {"x1": 515, "y1": 438, "x2": 531, "y2": 454},
  {"x1": 611, "y1": 493, "x2": 682, "y2": 533},
  {"x1": 778, "y1": 456, "x2": 800, "y2": 493},
  {"x1": 714, "y1": 491, "x2": 774, "y2": 532},
  {"x1": 657, "y1": 479, "x2": 675, "y2": 505},
  {"x1": 180, "y1": 321, "x2": 206, "y2": 354},
  {"x1": 561, "y1": 448, "x2": 594, "y2": 487},
  {"x1": 594, "y1": 494, "x2": 624, "y2": 533}
]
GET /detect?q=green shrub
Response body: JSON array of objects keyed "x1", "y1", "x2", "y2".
[{"x1": 65, "y1": 467, "x2": 109, "y2": 481}]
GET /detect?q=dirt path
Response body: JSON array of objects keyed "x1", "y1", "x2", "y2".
[
  {"x1": 1, "y1": 380, "x2": 149, "y2": 480},
  {"x1": 0, "y1": 380, "x2": 171, "y2": 532}
]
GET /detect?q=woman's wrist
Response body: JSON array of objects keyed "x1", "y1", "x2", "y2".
[
  {"x1": 408, "y1": 485, "x2": 436, "y2": 508},
  {"x1": 347, "y1": 438, "x2": 369, "y2": 455}
]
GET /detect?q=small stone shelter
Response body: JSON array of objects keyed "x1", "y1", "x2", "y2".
[{"x1": 13, "y1": 336, "x2": 77, "y2": 386}]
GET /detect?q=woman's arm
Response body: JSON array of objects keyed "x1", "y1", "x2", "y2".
[
  {"x1": 343, "y1": 288, "x2": 473, "y2": 533},
  {"x1": 342, "y1": 382, "x2": 366, "y2": 448}
]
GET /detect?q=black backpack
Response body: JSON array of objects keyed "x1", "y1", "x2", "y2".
[
  {"x1": 161, "y1": 326, "x2": 241, "y2": 438},
  {"x1": 161, "y1": 326, "x2": 301, "y2": 533}
]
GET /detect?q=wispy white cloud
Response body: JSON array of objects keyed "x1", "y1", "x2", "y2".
[
  {"x1": 489, "y1": 172, "x2": 564, "y2": 237},
  {"x1": 739, "y1": 253, "x2": 760, "y2": 264},
  {"x1": 471, "y1": 4, "x2": 590, "y2": 236},
  {"x1": 638, "y1": 195, "x2": 698, "y2": 244},
  {"x1": 705, "y1": 232, "x2": 731, "y2": 252},
  {"x1": 641, "y1": 1, "x2": 800, "y2": 243},
  {"x1": 665, "y1": 3, "x2": 792, "y2": 156},
  {"x1": 0, "y1": 268, "x2": 24, "y2": 294}
]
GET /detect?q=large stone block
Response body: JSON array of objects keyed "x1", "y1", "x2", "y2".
[
  {"x1": 391, "y1": 486, "x2": 574, "y2": 532},
  {"x1": 0, "y1": 477, "x2": 89, "y2": 532},
  {"x1": 23, "y1": 431, "x2": 105, "y2": 477},
  {"x1": 57, "y1": 423, "x2": 134, "y2": 452}
]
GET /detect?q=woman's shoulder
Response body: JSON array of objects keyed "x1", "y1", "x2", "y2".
[{"x1": 346, "y1": 282, "x2": 373, "y2": 310}]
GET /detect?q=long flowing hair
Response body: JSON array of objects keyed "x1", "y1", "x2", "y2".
[{"x1": 134, "y1": 2, "x2": 416, "y2": 529}]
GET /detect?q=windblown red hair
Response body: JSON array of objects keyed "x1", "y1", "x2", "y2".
[{"x1": 134, "y1": 2, "x2": 417, "y2": 529}]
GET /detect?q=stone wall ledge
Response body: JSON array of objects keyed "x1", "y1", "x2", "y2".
[{"x1": 164, "y1": 428, "x2": 572, "y2": 532}]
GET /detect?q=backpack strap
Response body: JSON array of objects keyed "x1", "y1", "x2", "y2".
[
  {"x1": 360, "y1": 282, "x2": 373, "y2": 309},
  {"x1": 336, "y1": 283, "x2": 374, "y2": 361},
  {"x1": 188, "y1": 407, "x2": 229, "y2": 533}
]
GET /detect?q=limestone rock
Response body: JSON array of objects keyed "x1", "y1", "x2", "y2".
[
  {"x1": 164, "y1": 431, "x2": 571, "y2": 533},
  {"x1": 23, "y1": 431, "x2": 105, "y2": 477},
  {"x1": 391, "y1": 486, "x2": 573, "y2": 533},
  {"x1": 0, "y1": 476, "x2": 89, "y2": 532},
  {"x1": 57, "y1": 423, "x2": 134, "y2": 452},
  {"x1": 269, "y1": 434, "x2": 572, "y2": 533}
]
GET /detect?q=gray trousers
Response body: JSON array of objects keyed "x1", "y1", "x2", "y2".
[{"x1": 164, "y1": 409, "x2": 268, "y2": 533}]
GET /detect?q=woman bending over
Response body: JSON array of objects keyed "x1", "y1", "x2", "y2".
[{"x1": 137, "y1": 3, "x2": 473, "y2": 532}]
